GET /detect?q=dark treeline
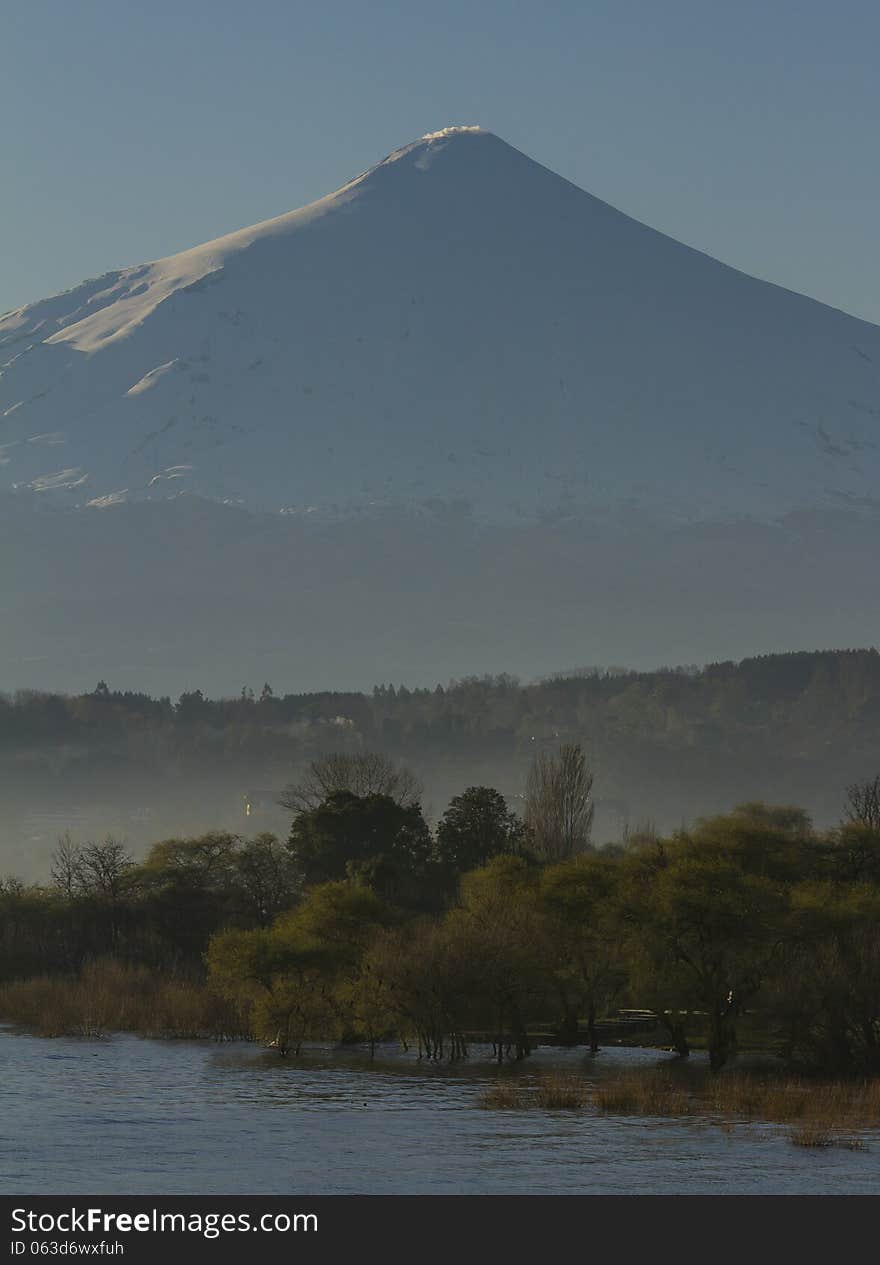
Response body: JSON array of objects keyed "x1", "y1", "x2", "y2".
[
  {"x1": 5, "y1": 651, "x2": 880, "y2": 762},
  {"x1": 1, "y1": 748, "x2": 879, "y2": 1078}
]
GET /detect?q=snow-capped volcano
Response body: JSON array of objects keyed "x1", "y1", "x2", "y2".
[
  {"x1": 2, "y1": 126, "x2": 878, "y2": 520},
  {"x1": 2, "y1": 128, "x2": 880, "y2": 697}
]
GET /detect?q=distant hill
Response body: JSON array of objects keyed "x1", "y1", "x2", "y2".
[{"x1": 2, "y1": 649, "x2": 878, "y2": 879}]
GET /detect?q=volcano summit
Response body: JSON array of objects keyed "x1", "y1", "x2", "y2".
[{"x1": 2, "y1": 126, "x2": 878, "y2": 522}]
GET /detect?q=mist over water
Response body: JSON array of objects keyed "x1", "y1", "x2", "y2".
[{"x1": 3, "y1": 645, "x2": 879, "y2": 881}]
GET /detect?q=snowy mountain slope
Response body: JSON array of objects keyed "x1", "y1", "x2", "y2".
[{"x1": 2, "y1": 126, "x2": 879, "y2": 521}]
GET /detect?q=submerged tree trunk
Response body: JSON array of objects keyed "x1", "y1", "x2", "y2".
[
  {"x1": 708, "y1": 1011, "x2": 737, "y2": 1072},
  {"x1": 512, "y1": 1009, "x2": 531, "y2": 1062},
  {"x1": 556, "y1": 1006, "x2": 580, "y2": 1047},
  {"x1": 586, "y1": 1000, "x2": 599, "y2": 1055},
  {"x1": 658, "y1": 1011, "x2": 690, "y2": 1059},
  {"x1": 860, "y1": 1019, "x2": 880, "y2": 1074}
]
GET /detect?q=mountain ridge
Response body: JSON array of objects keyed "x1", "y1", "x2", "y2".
[{"x1": 2, "y1": 126, "x2": 878, "y2": 520}]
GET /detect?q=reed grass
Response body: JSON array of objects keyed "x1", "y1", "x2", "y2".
[
  {"x1": 533, "y1": 1072, "x2": 590, "y2": 1109},
  {"x1": 480, "y1": 1066, "x2": 878, "y2": 1148},
  {"x1": 481, "y1": 1071, "x2": 589, "y2": 1111},
  {"x1": 479, "y1": 1080, "x2": 528, "y2": 1110},
  {"x1": 0, "y1": 959, "x2": 250, "y2": 1040},
  {"x1": 480, "y1": 1067, "x2": 880, "y2": 1138},
  {"x1": 593, "y1": 1075, "x2": 692, "y2": 1116},
  {"x1": 593, "y1": 1069, "x2": 879, "y2": 1146}
]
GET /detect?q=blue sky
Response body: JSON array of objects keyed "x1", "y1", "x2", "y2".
[{"x1": 3, "y1": 0, "x2": 878, "y2": 323}]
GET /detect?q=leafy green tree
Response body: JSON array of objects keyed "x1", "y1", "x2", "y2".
[
  {"x1": 536, "y1": 854, "x2": 625, "y2": 1050},
  {"x1": 207, "y1": 919, "x2": 325, "y2": 1055},
  {"x1": 134, "y1": 832, "x2": 242, "y2": 964},
  {"x1": 0, "y1": 881, "x2": 73, "y2": 979},
  {"x1": 620, "y1": 810, "x2": 795, "y2": 1069},
  {"x1": 139, "y1": 832, "x2": 240, "y2": 887},
  {"x1": 435, "y1": 786, "x2": 529, "y2": 881},
  {"x1": 445, "y1": 856, "x2": 546, "y2": 1062},
  {"x1": 207, "y1": 880, "x2": 393, "y2": 1054},
  {"x1": 357, "y1": 920, "x2": 474, "y2": 1059},
  {"x1": 287, "y1": 791, "x2": 434, "y2": 907},
  {"x1": 771, "y1": 879, "x2": 880, "y2": 1074}
]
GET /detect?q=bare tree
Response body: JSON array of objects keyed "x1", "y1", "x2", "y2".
[
  {"x1": 50, "y1": 830, "x2": 83, "y2": 898},
  {"x1": 75, "y1": 836, "x2": 134, "y2": 899},
  {"x1": 844, "y1": 774, "x2": 880, "y2": 831},
  {"x1": 524, "y1": 743, "x2": 594, "y2": 862},
  {"x1": 278, "y1": 751, "x2": 423, "y2": 815}
]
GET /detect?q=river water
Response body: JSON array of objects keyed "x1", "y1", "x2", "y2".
[{"x1": 1, "y1": 1028, "x2": 876, "y2": 1194}]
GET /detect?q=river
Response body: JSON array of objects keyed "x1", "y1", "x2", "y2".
[{"x1": 1, "y1": 1027, "x2": 876, "y2": 1194}]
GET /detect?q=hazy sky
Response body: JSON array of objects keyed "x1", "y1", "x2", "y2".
[{"x1": 3, "y1": 0, "x2": 877, "y2": 323}]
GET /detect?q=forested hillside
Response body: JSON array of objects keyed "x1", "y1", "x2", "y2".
[{"x1": 2, "y1": 649, "x2": 879, "y2": 877}]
